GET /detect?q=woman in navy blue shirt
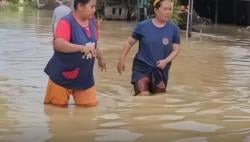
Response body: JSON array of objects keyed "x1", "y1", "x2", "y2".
[{"x1": 117, "y1": 0, "x2": 181, "y2": 96}]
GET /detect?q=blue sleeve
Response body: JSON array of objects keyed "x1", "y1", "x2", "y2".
[
  {"x1": 131, "y1": 23, "x2": 142, "y2": 40},
  {"x1": 173, "y1": 26, "x2": 180, "y2": 44}
]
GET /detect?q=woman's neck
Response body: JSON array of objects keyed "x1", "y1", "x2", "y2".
[
  {"x1": 73, "y1": 12, "x2": 89, "y2": 27},
  {"x1": 152, "y1": 17, "x2": 166, "y2": 28}
]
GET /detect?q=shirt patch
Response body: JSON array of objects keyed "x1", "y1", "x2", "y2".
[{"x1": 162, "y1": 37, "x2": 169, "y2": 46}]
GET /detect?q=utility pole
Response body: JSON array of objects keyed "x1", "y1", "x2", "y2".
[
  {"x1": 215, "y1": 0, "x2": 218, "y2": 25},
  {"x1": 137, "y1": 0, "x2": 148, "y2": 22},
  {"x1": 137, "y1": 0, "x2": 140, "y2": 22},
  {"x1": 186, "y1": 0, "x2": 193, "y2": 39}
]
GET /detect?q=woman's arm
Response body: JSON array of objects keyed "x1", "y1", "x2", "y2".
[
  {"x1": 96, "y1": 48, "x2": 106, "y2": 72},
  {"x1": 164, "y1": 43, "x2": 181, "y2": 63},
  {"x1": 117, "y1": 36, "x2": 137, "y2": 74},
  {"x1": 156, "y1": 43, "x2": 181, "y2": 69},
  {"x1": 53, "y1": 38, "x2": 96, "y2": 55}
]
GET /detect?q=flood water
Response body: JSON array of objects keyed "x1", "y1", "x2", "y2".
[{"x1": 0, "y1": 8, "x2": 250, "y2": 142}]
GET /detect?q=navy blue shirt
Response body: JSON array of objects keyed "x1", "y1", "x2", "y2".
[{"x1": 131, "y1": 19, "x2": 180, "y2": 85}]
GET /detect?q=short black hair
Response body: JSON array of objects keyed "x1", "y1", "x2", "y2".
[{"x1": 74, "y1": 0, "x2": 90, "y2": 10}]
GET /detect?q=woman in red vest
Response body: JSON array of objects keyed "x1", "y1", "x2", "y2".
[{"x1": 44, "y1": 0, "x2": 106, "y2": 107}]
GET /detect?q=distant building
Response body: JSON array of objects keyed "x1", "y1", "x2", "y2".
[
  {"x1": 102, "y1": 0, "x2": 137, "y2": 20},
  {"x1": 104, "y1": 5, "x2": 128, "y2": 20},
  {"x1": 103, "y1": 0, "x2": 128, "y2": 20},
  {"x1": 0, "y1": 0, "x2": 9, "y2": 8}
]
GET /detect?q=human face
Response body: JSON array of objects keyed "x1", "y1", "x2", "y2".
[
  {"x1": 78, "y1": 0, "x2": 96, "y2": 19},
  {"x1": 154, "y1": 0, "x2": 172, "y2": 22}
]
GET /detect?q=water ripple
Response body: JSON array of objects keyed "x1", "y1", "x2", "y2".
[{"x1": 162, "y1": 121, "x2": 223, "y2": 132}]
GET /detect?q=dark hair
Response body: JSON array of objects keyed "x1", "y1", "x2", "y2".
[{"x1": 74, "y1": 0, "x2": 90, "y2": 10}]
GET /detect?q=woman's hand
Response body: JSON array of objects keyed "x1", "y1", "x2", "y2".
[
  {"x1": 80, "y1": 44, "x2": 96, "y2": 59},
  {"x1": 156, "y1": 59, "x2": 168, "y2": 70},
  {"x1": 117, "y1": 36, "x2": 137, "y2": 75},
  {"x1": 98, "y1": 58, "x2": 106, "y2": 72},
  {"x1": 117, "y1": 58, "x2": 125, "y2": 75}
]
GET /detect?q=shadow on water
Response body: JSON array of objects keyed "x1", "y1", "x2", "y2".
[{"x1": 0, "y1": 8, "x2": 250, "y2": 142}]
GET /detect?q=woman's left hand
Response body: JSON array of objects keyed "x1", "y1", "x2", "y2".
[
  {"x1": 98, "y1": 58, "x2": 107, "y2": 72},
  {"x1": 156, "y1": 59, "x2": 168, "y2": 70}
]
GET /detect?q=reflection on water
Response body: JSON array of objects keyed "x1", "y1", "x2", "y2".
[
  {"x1": 162, "y1": 121, "x2": 223, "y2": 132},
  {"x1": 0, "y1": 8, "x2": 250, "y2": 142},
  {"x1": 95, "y1": 129, "x2": 142, "y2": 142},
  {"x1": 44, "y1": 105, "x2": 98, "y2": 142},
  {"x1": 173, "y1": 137, "x2": 208, "y2": 142}
]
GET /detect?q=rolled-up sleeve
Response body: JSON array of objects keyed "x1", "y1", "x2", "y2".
[
  {"x1": 173, "y1": 26, "x2": 180, "y2": 44},
  {"x1": 131, "y1": 23, "x2": 142, "y2": 40},
  {"x1": 54, "y1": 19, "x2": 71, "y2": 41}
]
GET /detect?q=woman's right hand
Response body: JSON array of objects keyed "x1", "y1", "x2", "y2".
[
  {"x1": 81, "y1": 45, "x2": 96, "y2": 58},
  {"x1": 116, "y1": 36, "x2": 136, "y2": 75},
  {"x1": 117, "y1": 58, "x2": 125, "y2": 75}
]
